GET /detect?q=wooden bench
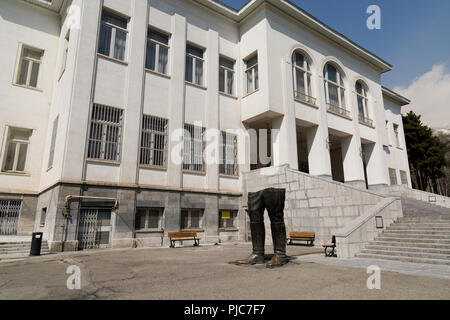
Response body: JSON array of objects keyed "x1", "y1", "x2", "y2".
[
  {"x1": 168, "y1": 232, "x2": 200, "y2": 248},
  {"x1": 287, "y1": 232, "x2": 315, "y2": 246},
  {"x1": 322, "y1": 236, "x2": 336, "y2": 257}
]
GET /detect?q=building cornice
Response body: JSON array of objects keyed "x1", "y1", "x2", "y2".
[
  {"x1": 195, "y1": 0, "x2": 393, "y2": 73},
  {"x1": 382, "y1": 86, "x2": 411, "y2": 106}
]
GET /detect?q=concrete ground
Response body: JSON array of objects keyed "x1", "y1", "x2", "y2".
[{"x1": 0, "y1": 243, "x2": 449, "y2": 300}]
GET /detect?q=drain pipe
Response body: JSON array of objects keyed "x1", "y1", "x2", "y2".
[{"x1": 62, "y1": 195, "x2": 119, "y2": 252}]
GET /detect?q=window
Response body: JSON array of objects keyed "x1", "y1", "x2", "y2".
[
  {"x1": 16, "y1": 46, "x2": 43, "y2": 88},
  {"x1": 219, "y1": 132, "x2": 238, "y2": 176},
  {"x1": 87, "y1": 104, "x2": 123, "y2": 161},
  {"x1": 40, "y1": 208, "x2": 47, "y2": 227},
  {"x1": 60, "y1": 31, "x2": 70, "y2": 77},
  {"x1": 2, "y1": 127, "x2": 32, "y2": 173},
  {"x1": 146, "y1": 29, "x2": 169, "y2": 74},
  {"x1": 183, "y1": 124, "x2": 205, "y2": 172},
  {"x1": 140, "y1": 115, "x2": 168, "y2": 168},
  {"x1": 400, "y1": 170, "x2": 408, "y2": 185},
  {"x1": 385, "y1": 121, "x2": 392, "y2": 146},
  {"x1": 0, "y1": 200, "x2": 22, "y2": 235},
  {"x1": 185, "y1": 44, "x2": 204, "y2": 86},
  {"x1": 48, "y1": 116, "x2": 59, "y2": 169},
  {"x1": 389, "y1": 168, "x2": 398, "y2": 185},
  {"x1": 245, "y1": 55, "x2": 259, "y2": 94},
  {"x1": 98, "y1": 10, "x2": 128, "y2": 61},
  {"x1": 356, "y1": 81, "x2": 372, "y2": 126},
  {"x1": 324, "y1": 63, "x2": 348, "y2": 116},
  {"x1": 219, "y1": 210, "x2": 237, "y2": 229},
  {"x1": 181, "y1": 209, "x2": 204, "y2": 230},
  {"x1": 393, "y1": 124, "x2": 401, "y2": 148},
  {"x1": 219, "y1": 57, "x2": 235, "y2": 95},
  {"x1": 292, "y1": 52, "x2": 314, "y2": 104},
  {"x1": 135, "y1": 208, "x2": 163, "y2": 231}
]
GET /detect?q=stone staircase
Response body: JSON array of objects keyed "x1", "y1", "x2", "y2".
[
  {"x1": 0, "y1": 240, "x2": 50, "y2": 260},
  {"x1": 356, "y1": 198, "x2": 450, "y2": 266}
]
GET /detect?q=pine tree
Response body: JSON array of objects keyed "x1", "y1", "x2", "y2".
[{"x1": 402, "y1": 111, "x2": 449, "y2": 195}]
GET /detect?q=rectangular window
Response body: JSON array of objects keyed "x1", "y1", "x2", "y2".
[
  {"x1": 135, "y1": 208, "x2": 163, "y2": 231},
  {"x1": 183, "y1": 124, "x2": 205, "y2": 172},
  {"x1": 219, "y1": 132, "x2": 238, "y2": 176},
  {"x1": 60, "y1": 31, "x2": 70, "y2": 78},
  {"x1": 40, "y1": 208, "x2": 47, "y2": 227},
  {"x1": 146, "y1": 29, "x2": 169, "y2": 74},
  {"x1": 98, "y1": 10, "x2": 128, "y2": 61},
  {"x1": 140, "y1": 115, "x2": 168, "y2": 168},
  {"x1": 385, "y1": 121, "x2": 391, "y2": 146},
  {"x1": 393, "y1": 124, "x2": 401, "y2": 148},
  {"x1": 2, "y1": 127, "x2": 32, "y2": 173},
  {"x1": 16, "y1": 46, "x2": 43, "y2": 88},
  {"x1": 245, "y1": 55, "x2": 258, "y2": 94},
  {"x1": 219, "y1": 57, "x2": 235, "y2": 95},
  {"x1": 48, "y1": 116, "x2": 59, "y2": 169},
  {"x1": 389, "y1": 168, "x2": 398, "y2": 185},
  {"x1": 180, "y1": 209, "x2": 204, "y2": 230},
  {"x1": 87, "y1": 104, "x2": 123, "y2": 162},
  {"x1": 185, "y1": 44, "x2": 204, "y2": 86},
  {"x1": 400, "y1": 170, "x2": 408, "y2": 185},
  {"x1": 219, "y1": 210, "x2": 237, "y2": 229}
]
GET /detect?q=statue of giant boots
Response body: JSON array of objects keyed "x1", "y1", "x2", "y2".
[{"x1": 236, "y1": 188, "x2": 287, "y2": 268}]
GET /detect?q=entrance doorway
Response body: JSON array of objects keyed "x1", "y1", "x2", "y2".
[
  {"x1": 328, "y1": 135, "x2": 345, "y2": 183},
  {"x1": 77, "y1": 208, "x2": 112, "y2": 250}
]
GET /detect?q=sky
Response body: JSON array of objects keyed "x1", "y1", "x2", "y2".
[{"x1": 220, "y1": 0, "x2": 450, "y2": 129}]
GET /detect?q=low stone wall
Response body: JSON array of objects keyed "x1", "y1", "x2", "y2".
[
  {"x1": 335, "y1": 197, "x2": 403, "y2": 258},
  {"x1": 243, "y1": 165, "x2": 394, "y2": 246},
  {"x1": 372, "y1": 185, "x2": 450, "y2": 208}
]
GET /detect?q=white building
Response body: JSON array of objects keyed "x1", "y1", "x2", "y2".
[{"x1": 0, "y1": 0, "x2": 412, "y2": 251}]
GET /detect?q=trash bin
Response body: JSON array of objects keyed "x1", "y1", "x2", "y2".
[{"x1": 30, "y1": 232, "x2": 43, "y2": 256}]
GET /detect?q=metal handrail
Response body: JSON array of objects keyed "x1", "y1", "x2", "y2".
[
  {"x1": 294, "y1": 91, "x2": 316, "y2": 105},
  {"x1": 359, "y1": 114, "x2": 374, "y2": 127},
  {"x1": 327, "y1": 103, "x2": 351, "y2": 118}
]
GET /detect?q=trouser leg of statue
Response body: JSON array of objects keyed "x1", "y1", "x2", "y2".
[
  {"x1": 233, "y1": 188, "x2": 287, "y2": 267},
  {"x1": 235, "y1": 191, "x2": 265, "y2": 265},
  {"x1": 266, "y1": 189, "x2": 288, "y2": 268}
]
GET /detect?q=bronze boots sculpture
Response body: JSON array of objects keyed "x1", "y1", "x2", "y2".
[{"x1": 235, "y1": 188, "x2": 287, "y2": 268}]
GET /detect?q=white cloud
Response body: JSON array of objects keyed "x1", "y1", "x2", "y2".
[{"x1": 394, "y1": 64, "x2": 450, "y2": 129}]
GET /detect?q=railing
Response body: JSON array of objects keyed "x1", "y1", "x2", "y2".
[
  {"x1": 294, "y1": 91, "x2": 317, "y2": 106},
  {"x1": 359, "y1": 114, "x2": 374, "y2": 127},
  {"x1": 327, "y1": 103, "x2": 351, "y2": 118}
]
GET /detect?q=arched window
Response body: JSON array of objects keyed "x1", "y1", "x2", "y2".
[
  {"x1": 292, "y1": 51, "x2": 314, "y2": 104},
  {"x1": 323, "y1": 63, "x2": 346, "y2": 111},
  {"x1": 356, "y1": 81, "x2": 371, "y2": 125}
]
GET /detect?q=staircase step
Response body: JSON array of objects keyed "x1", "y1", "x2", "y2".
[
  {"x1": 379, "y1": 233, "x2": 450, "y2": 239},
  {"x1": 375, "y1": 237, "x2": 450, "y2": 244},
  {"x1": 398, "y1": 218, "x2": 450, "y2": 223},
  {"x1": 388, "y1": 226, "x2": 450, "y2": 231},
  {"x1": 356, "y1": 253, "x2": 450, "y2": 266},
  {"x1": 365, "y1": 245, "x2": 450, "y2": 255},
  {"x1": 384, "y1": 230, "x2": 450, "y2": 236},
  {"x1": 360, "y1": 248, "x2": 450, "y2": 261},
  {"x1": 369, "y1": 241, "x2": 450, "y2": 250}
]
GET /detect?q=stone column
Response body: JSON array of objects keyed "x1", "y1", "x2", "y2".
[
  {"x1": 166, "y1": 14, "x2": 186, "y2": 188},
  {"x1": 119, "y1": 0, "x2": 148, "y2": 184},
  {"x1": 61, "y1": 0, "x2": 102, "y2": 181},
  {"x1": 308, "y1": 73, "x2": 332, "y2": 179},
  {"x1": 341, "y1": 135, "x2": 366, "y2": 188},
  {"x1": 205, "y1": 29, "x2": 220, "y2": 191}
]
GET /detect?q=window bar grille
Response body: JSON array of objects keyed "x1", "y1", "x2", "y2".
[
  {"x1": 88, "y1": 104, "x2": 123, "y2": 161},
  {"x1": 140, "y1": 115, "x2": 168, "y2": 168}
]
